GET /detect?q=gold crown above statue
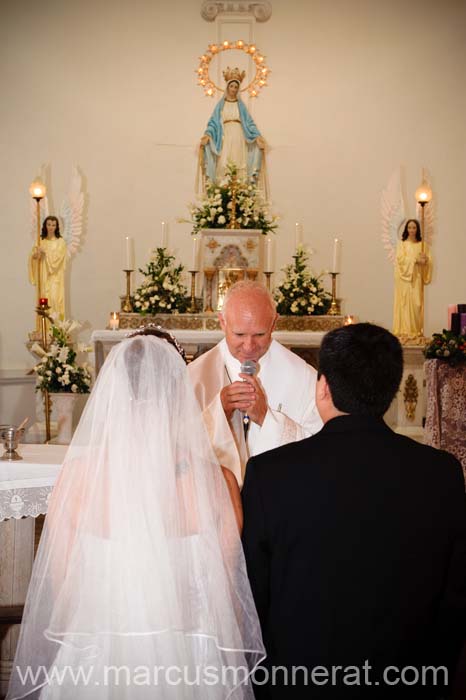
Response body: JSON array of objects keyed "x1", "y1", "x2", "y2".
[{"x1": 223, "y1": 67, "x2": 246, "y2": 84}]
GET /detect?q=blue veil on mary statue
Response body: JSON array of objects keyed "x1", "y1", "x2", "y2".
[{"x1": 199, "y1": 67, "x2": 268, "y2": 196}]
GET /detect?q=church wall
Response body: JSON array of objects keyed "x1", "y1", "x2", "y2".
[{"x1": 1, "y1": 0, "x2": 465, "y2": 369}]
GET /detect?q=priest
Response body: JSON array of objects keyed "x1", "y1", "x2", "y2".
[{"x1": 188, "y1": 281, "x2": 322, "y2": 487}]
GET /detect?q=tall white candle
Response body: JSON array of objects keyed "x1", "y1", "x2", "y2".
[
  {"x1": 191, "y1": 236, "x2": 198, "y2": 270},
  {"x1": 295, "y1": 222, "x2": 303, "y2": 249},
  {"x1": 125, "y1": 236, "x2": 135, "y2": 269},
  {"x1": 332, "y1": 238, "x2": 341, "y2": 273},
  {"x1": 161, "y1": 221, "x2": 168, "y2": 248},
  {"x1": 265, "y1": 236, "x2": 274, "y2": 272}
]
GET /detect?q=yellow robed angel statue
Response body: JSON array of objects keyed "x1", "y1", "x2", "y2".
[
  {"x1": 28, "y1": 167, "x2": 85, "y2": 319},
  {"x1": 381, "y1": 169, "x2": 434, "y2": 341}
]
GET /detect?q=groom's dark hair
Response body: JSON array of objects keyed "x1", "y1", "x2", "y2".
[{"x1": 318, "y1": 323, "x2": 403, "y2": 417}]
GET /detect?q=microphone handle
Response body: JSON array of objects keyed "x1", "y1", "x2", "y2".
[{"x1": 240, "y1": 362, "x2": 256, "y2": 434}]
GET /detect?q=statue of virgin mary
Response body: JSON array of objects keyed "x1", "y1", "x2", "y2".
[{"x1": 199, "y1": 67, "x2": 267, "y2": 191}]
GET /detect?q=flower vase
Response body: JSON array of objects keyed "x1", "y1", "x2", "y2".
[{"x1": 50, "y1": 393, "x2": 78, "y2": 445}]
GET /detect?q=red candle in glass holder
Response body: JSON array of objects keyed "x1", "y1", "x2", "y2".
[{"x1": 39, "y1": 297, "x2": 49, "y2": 307}]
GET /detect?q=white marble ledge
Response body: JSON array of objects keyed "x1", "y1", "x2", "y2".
[
  {"x1": 91, "y1": 329, "x2": 326, "y2": 346},
  {"x1": 0, "y1": 444, "x2": 67, "y2": 490}
]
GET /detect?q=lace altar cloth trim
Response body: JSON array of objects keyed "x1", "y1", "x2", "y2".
[{"x1": 0, "y1": 486, "x2": 53, "y2": 521}]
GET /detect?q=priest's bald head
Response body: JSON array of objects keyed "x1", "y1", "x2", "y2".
[{"x1": 219, "y1": 281, "x2": 278, "y2": 365}]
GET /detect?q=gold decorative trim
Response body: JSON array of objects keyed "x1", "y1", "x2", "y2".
[
  {"x1": 403, "y1": 373, "x2": 419, "y2": 421},
  {"x1": 118, "y1": 313, "x2": 347, "y2": 332},
  {"x1": 275, "y1": 316, "x2": 345, "y2": 332}
]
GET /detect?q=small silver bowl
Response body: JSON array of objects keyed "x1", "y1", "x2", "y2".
[{"x1": 0, "y1": 425, "x2": 26, "y2": 461}]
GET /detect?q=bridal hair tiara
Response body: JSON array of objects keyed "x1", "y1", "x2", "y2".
[{"x1": 126, "y1": 323, "x2": 187, "y2": 362}]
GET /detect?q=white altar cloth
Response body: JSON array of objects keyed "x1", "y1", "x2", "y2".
[{"x1": 0, "y1": 444, "x2": 67, "y2": 521}]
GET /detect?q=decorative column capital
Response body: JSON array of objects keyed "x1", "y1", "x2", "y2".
[{"x1": 200, "y1": 1, "x2": 272, "y2": 22}]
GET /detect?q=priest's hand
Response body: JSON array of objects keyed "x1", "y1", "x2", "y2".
[
  {"x1": 416, "y1": 253, "x2": 428, "y2": 266},
  {"x1": 200, "y1": 135, "x2": 210, "y2": 146},
  {"x1": 239, "y1": 374, "x2": 267, "y2": 427},
  {"x1": 220, "y1": 381, "x2": 255, "y2": 421}
]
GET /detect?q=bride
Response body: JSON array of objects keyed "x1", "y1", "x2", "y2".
[{"x1": 7, "y1": 328, "x2": 264, "y2": 699}]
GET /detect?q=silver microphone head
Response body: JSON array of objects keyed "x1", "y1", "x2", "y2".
[{"x1": 240, "y1": 359, "x2": 257, "y2": 376}]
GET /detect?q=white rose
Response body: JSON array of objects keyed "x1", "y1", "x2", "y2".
[
  {"x1": 218, "y1": 215, "x2": 226, "y2": 225},
  {"x1": 55, "y1": 367, "x2": 62, "y2": 374},
  {"x1": 71, "y1": 384, "x2": 78, "y2": 393}
]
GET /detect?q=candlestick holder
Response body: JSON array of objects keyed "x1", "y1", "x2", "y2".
[
  {"x1": 264, "y1": 271, "x2": 273, "y2": 291},
  {"x1": 36, "y1": 300, "x2": 52, "y2": 442},
  {"x1": 122, "y1": 270, "x2": 134, "y2": 312},
  {"x1": 328, "y1": 272, "x2": 341, "y2": 316},
  {"x1": 204, "y1": 268, "x2": 216, "y2": 313},
  {"x1": 188, "y1": 270, "x2": 198, "y2": 313}
]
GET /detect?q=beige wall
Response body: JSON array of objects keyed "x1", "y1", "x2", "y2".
[{"x1": 1, "y1": 0, "x2": 465, "y2": 369}]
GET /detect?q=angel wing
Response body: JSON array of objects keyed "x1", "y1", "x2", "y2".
[
  {"x1": 380, "y1": 168, "x2": 406, "y2": 264},
  {"x1": 415, "y1": 167, "x2": 435, "y2": 247},
  {"x1": 60, "y1": 166, "x2": 85, "y2": 258}
]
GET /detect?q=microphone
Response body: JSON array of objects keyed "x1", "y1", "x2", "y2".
[{"x1": 240, "y1": 360, "x2": 257, "y2": 433}]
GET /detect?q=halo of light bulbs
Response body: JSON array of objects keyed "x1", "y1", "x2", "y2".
[{"x1": 196, "y1": 40, "x2": 270, "y2": 98}]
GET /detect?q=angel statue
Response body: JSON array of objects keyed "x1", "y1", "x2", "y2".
[
  {"x1": 28, "y1": 167, "x2": 85, "y2": 319},
  {"x1": 198, "y1": 66, "x2": 267, "y2": 194},
  {"x1": 381, "y1": 169, "x2": 433, "y2": 340}
]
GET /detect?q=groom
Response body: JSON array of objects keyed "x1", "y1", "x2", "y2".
[{"x1": 242, "y1": 323, "x2": 466, "y2": 698}]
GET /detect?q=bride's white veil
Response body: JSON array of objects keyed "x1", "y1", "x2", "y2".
[{"x1": 7, "y1": 334, "x2": 265, "y2": 699}]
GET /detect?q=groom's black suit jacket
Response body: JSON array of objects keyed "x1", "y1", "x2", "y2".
[{"x1": 242, "y1": 415, "x2": 466, "y2": 699}]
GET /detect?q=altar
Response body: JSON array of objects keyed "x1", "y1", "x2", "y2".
[
  {"x1": 91, "y1": 326, "x2": 331, "y2": 374},
  {"x1": 0, "y1": 444, "x2": 66, "y2": 695},
  {"x1": 91, "y1": 323, "x2": 427, "y2": 442}
]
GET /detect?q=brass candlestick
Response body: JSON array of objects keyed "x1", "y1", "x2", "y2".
[
  {"x1": 29, "y1": 181, "x2": 46, "y2": 336},
  {"x1": 204, "y1": 268, "x2": 216, "y2": 313},
  {"x1": 188, "y1": 270, "x2": 198, "y2": 313},
  {"x1": 415, "y1": 177, "x2": 432, "y2": 338},
  {"x1": 37, "y1": 300, "x2": 51, "y2": 442},
  {"x1": 419, "y1": 201, "x2": 427, "y2": 336},
  {"x1": 263, "y1": 271, "x2": 273, "y2": 291},
  {"x1": 228, "y1": 173, "x2": 238, "y2": 229},
  {"x1": 328, "y1": 272, "x2": 340, "y2": 316},
  {"x1": 122, "y1": 270, "x2": 134, "y2": 312}
]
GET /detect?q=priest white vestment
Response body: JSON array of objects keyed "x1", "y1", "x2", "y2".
[{"x1": 188, "y1": 339, "x2": 322, "y2": 486}]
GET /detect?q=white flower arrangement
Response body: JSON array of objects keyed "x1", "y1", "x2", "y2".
[
  {"x1": 180, "y1": 163, "x2": 277, "y2": 235},
  {"x1": 133, "y1": 248, "x2": 189, "y2": 315},
  {"x1": 32, "y1": 317, "x2": 92, "y2": 393},
  {"x1": 274, "y1": 247, "x2": 331, "y2": 316}
]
